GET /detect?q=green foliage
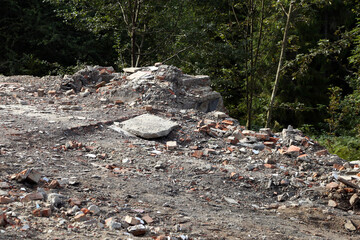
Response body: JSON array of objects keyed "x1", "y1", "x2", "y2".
[
  {"x1": 316, "y1": 135, "x2": 360, "y2": 161},
  {"x1": 0, "y1": 0, "x2": 116, "y2": 76}
]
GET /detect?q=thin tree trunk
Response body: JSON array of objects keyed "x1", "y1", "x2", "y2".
[
  {"x1": 246, "y1": 0, "x2": 254, "y2": 129},
  {"x1": 266, "y1": 2, "x2": 293, "y2": 128}
]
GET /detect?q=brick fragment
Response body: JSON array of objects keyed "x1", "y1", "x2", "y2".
[
  {"x1": 315, "y1": 149, "x2": 328, "y2": 157},
  {"x1": 95, "y1": 81, "x2": 107, "y2": 89},
  {"x1": 326, "y1": 182, "x2": 339, "y2": 190},
  {"x1": 69, "y1": 198, "x2": 82, "y2": 206},
  {"x1": 142, "y1": 215, "x2": 153, "y2": 224},
  {"x1": 263, "y1": 141, "x2": 275, "y2": 147},
  {"x1": 221, "y1": 119, "x2": 234, "y2": 125},
  {"x1": 144, "y1": 105, "x2": 153, "y2": 111},
  {"x1": 48, "y1": 180, "x2": 60, "y2": 189},
  {"x1": 166, "y1": 141, "x2": 177, "y2": 150},
  {"x1": 22, "y1": 192, "x2": 44, "y2": 202},
  {"x1": 125, "y1": 215, "x2": 141, "y2": 225},
  {"x1": 226, "y1": 136, "x2": 239, "y2": 145},
  {"x1": 192, "y1": 150, "x2": 203, "y2": 158},
  {"x1": 255, "y1": 133, "x2": 269, "y2": 141},
  {"x1": 264, "y1": 164, "x2": 276, "y2": 169},
  {"x1": 0, "y1": 196, "x2": 13, "y2": 204},
  {"x1": 0, "y1": 212, "x2": 7, "y2": 226},
  {"x1": 48, "y1": 90, "x2": 56, "y2": 95},
  {"x1": 37, "y1": 89, "x2": 45, "y2": 97},
  {"x1": 16, "y1": 169, "x2": 41, "y2": 184},
  {"x1": 33, "y1": 208, "x2": 51, "y2": 217},
  {"x1": 74, "y1": 213, "x2": 90, "y2": 222}
]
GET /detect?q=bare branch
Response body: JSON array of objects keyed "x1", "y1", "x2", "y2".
[{"x1": 117, "y1": 1, "x2": 128, "y2": 26}]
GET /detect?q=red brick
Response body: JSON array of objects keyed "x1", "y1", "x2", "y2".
[
  {"x1": 74, "y1": 213, "x2": 90, "y2": 222},
  {"x1": 255, "y1": 133, "x2": 269, "y2": 141},
  {"x1": 142, "y1": 215, "x2": 153, "y2": 224},
  {"x1": 0, "y1": 213, "x2": 7, "y2": 226},
  {"x1": 33, "y1": 208, "x2": 51, "y2": 217},
  {"x1": 192, "y1": 150, "x2": 203, "y2": 158},
  {"x1": 48, "y1": 180, "x2": 60, "y2": 189},
  {"x1": 221, "y1": 120, "x2": 234, "y2": 125},
  {"x1": 69, "y1": 198, "x2": 82, "y2": 206},
  {"x1": 326, "y1": 182, "x2": 339, "y2": 190},
  {"x1": 0, "y1": 196, "x2": 13, "y2": 204},
  {"x1": 269, "y1": 137, "x2": 280, "y2": 143},
  {"x1": 264, "y1": 141, "x2": 275, "y2": 147},
  {"x1": 22, "y1": 192, "x2": 44, "y2": 202},
  {"x1": 333, "y1": 164, "x2": 344, "y2": 171},
  {"x1": 286, "y1": 145, "x2": 301, "y2": 154},
  {"x1": 264, "y1": 164, "x2": 276, "y2": 169},
  {"x1": 315, "y1": 149, "x2": 328, "y2": 157}
]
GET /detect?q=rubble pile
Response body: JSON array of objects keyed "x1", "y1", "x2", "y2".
[
  {"x1": 0, "y1": 65, "x2": 360, "y2": 239},
  {"x1": 61, "y1": 64, "x2": 224, "y2": 112}
]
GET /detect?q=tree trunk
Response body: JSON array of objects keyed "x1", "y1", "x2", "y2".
[{"x1": 265, "y1": 2, "x2": 293, "y2": 128}]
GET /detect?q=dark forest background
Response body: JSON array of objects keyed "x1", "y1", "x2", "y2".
[{"x1": 1, "y1": 0, "x2": 359, "y2": 160}]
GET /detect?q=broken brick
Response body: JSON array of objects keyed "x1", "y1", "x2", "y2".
[
  {"x1": 21, "y1": 192, "x2": 44, "y2": 202},
  {"x1": 315, "y1": 149, "x2": 328, "y2": 157},
  {"x1": 0, "y1": 212, "x2": 7, "y2": 226},
  {"x1": 263, "y1": 141, "x2": 275, "y2": 147},
  {"x1": 166, "y1": 141, "x2": 177, "y2": 150},
  {"x1": 226, "y1": 136, "x2": 239, "y2": 145},
  {"x1": 326, "y1": 182, "x2": 339, "y2": 190},
  {"x1": 33, "y1": 208, "x2": 51, "y2": 217},
  {"x1": 192, "y1": 150, "x2": 203, "y2": 158},
  {"x1": 221, "y1": 119, "x2": 234, "y2": 125},
  {"x1": 48, "y1": 180, "x2": 61, "y2": 189},
  {"x1": 74, "y1": 213, "x2": 90, "y2": 222},
  {"x1": 142, "y1": 215, "x2": 153, "y2": 224},
  {"x1": 125, "y1": 215, "x2": 141, "y2": 225},
  {"x1": 264, "y1": 164, "x2": 276, "y2": 169},
  {"x1": 15, "y1": 169, "x2": 42, "y2": 184},
  {"x1": 69, "y1": 198, "x2": 82, "y2": 206},
  {"x1": 255, "y1": 133, "x2": 269, "y2": 141},
  {"x1": 0, "y1": 196, "x2": 13, "y2": 204},
  {"x1": 286, "y1": 145, "x2": 302, "y2": 156}
]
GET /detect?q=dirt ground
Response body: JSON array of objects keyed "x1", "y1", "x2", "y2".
[{"x1": 1, "y1": 75, "x2": 360, "y2": 240}]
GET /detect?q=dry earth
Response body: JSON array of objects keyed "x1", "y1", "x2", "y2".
[{"x1": 0, "y1": 71, "x2": 360, "y2": 240}]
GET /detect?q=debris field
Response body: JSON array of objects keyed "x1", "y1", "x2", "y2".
[{"x1": 1, "y1": 65, "x2": 360, "y2": 239}]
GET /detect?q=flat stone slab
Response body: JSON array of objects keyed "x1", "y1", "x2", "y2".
[{"x1": 120, "y1": 114, "x2": 178, "y2": 139}]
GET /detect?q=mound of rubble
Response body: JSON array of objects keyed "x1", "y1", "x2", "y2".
[
  {"x1": 60, "y1": 64, "x2": 224, "y2": 113},
  {"x1": 0, "y1": 65, "x2": 360, "y2": 239}
]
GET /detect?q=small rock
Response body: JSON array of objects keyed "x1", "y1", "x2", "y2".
[
  {"x1": 277, "y1": 193, "x2": 288, "y2": 202},
  {"x1": 326, "y1": 182, "x2": 339, "y2": 190},
  {"x1": 105, "y1": 217, "x2": 122, "y2": 230},
  {"x1": 74, "y1": 213, "x2": 90, "y2": 222},
  {"x1": 125, "y1": 215, "x2": 142, "y2": 225},
  {"x1": 349, "y1": 194, "x2": 359, "y2": 206},
  {"x1": 88, "y1": 205, "x2": 100, "y2": 215},
  {"x1": 0, "y1": 182, "x2": 10, "y2": 189},
  {"x1": 142, "y1": 215, "x2": 153, "y2": 224},
  {"x1": 47, "y1": 193, "x2": 66, "y2": 208},
  {"x1": 345, "y1": 220, "x2": 356, "y2": 231},
  {"x1": 166, "y1": 141, "x2": 177, "y2": 150},
  {"x1": 223, "y1": 196, "x2": 238, "y2": 205},
  {"x1": 37, "y1": 89, "x2": 45, "y2": 97},
  {"x1": 328, "y1": 200, "x2": 338, "y2": 208},
  {"x1": 15, "y1": 169, "x2": 41, "y2": 184},
  {"x1": 128, "y1": 224, "x2": 147, "y2": 236}
]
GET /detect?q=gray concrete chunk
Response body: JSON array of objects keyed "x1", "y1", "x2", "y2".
[{"x1": 121, "y1": 114, "x2": 178, "y2": 139}]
